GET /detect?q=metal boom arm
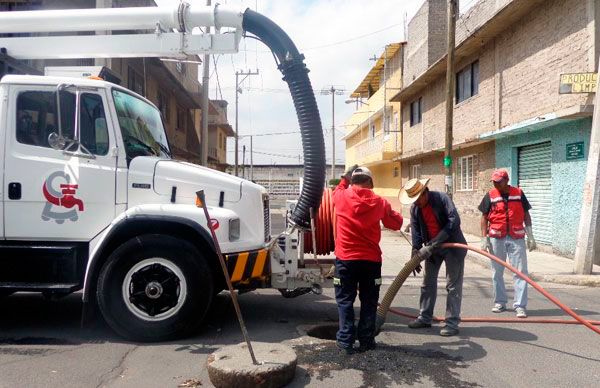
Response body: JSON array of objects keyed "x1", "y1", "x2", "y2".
[{"x1": 0, "y1": 4, "x2": 244, "y2": 59}]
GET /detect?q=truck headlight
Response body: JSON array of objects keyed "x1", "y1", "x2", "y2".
[{"x1": 229, "y1": 218, "x2": 240, "y2": 241}]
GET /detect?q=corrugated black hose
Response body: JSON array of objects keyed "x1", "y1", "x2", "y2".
[{"x1": 242, "y1": 9, "x2": 326, "y2": 229}]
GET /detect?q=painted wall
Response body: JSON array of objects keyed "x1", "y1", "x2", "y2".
[
  {"x1": 370, "y1": 162, "x2": 402, "y2": 198},
  {"x1": 495, "y1": 118, "x2": 591, "y2": 257}
]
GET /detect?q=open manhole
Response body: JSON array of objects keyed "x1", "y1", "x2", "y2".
[{"x1": 306, "y1": 324, "x2": 338, "y2": 340}]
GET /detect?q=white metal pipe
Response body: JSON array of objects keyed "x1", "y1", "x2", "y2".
[{"x1": 0, "y1": 4, "x2": 244, "y2": 34}]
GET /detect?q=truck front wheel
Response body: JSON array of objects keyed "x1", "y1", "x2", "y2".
[{"x1": 97, "y1": 234, "x2": 214, "y2": 342}]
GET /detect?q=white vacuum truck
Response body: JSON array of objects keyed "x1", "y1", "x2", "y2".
[{"x1": 0, "y1": 3, "x2": 327, "y2": 341}]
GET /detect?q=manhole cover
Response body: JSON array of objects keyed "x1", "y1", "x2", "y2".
[{"x1": 306, "y1": 324, "x2": 338, "y2": 340}]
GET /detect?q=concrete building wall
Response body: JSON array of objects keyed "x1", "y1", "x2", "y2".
[
  {"x1": 495, "y1": 118, "x2": 592, "y2": 257},
  {"x1": 370, "y1": 161, "x2": 402, "y2": 198},
  {"x1": 403, "y1": 0, "x2": 592, "y2": 153},
  {"x1": 497, "y1": 0, "x2": 592, "y2": 128},
  {"x1": 404, "y1": 0, "x2": 448, "y2": 85},
  {"x1": 451, "y1": 141, "x2": 496, "y2": 236}
]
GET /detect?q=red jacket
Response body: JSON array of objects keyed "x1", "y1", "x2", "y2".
[
  {"x1": 487, "y1": 186, "x2": 526, "y2": 239},
  {"x1": 332, "y1": 177, "x2": 403, "y2": 262}
]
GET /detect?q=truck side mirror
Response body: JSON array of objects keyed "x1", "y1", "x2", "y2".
[{"x1": 50, "y1": 84, "x2": 74, "y2": 150}]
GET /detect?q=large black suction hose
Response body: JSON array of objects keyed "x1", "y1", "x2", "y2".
[{"x1": 243, "y1": 9, "x2": 326, "y2": 229}]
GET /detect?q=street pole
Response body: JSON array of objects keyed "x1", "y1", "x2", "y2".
[
  {"x1": 200, "y1": 0, "x2": 211, "y2": 166},
  {"x1": 250, "y1": 135, "x2": 254, "y2": 181},
  {"x1": 234, "y1": 69, "x2": 259, "y2": 176},
  {"x1": 242, "y1": 144, "x2": 246, "y2": 179},
  {"x1": 574, "y1": 63, "x2": 600, "y2": 274},
  {"x1": 444, "y1": 0, "x2": 457, "y2": 198},
  {"x1": 321, "y1": 86, "x2": 345, "y2": 181},
  {"x1": 331, "y1": 86, "x2": 336, "y2": 181}
]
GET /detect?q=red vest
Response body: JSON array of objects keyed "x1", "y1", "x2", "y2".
[{"x1": 487, "y1": 186, "x2": 526, "y2": 239}]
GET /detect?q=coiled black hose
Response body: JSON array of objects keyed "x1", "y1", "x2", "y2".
[{"x1": 243, "y1": 9, "x2": 326, "y2": 229}]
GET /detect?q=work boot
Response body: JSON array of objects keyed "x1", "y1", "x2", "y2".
[
  {"x1": 440, "y1": 326, "x2": 459, "y2": 337},
  {"x1": 408, "y1": 319, "x2": 432, "y2": 329},
  {"x1": 357, "y1": 341, "x2": 376, "y2": 352},
  {"x1": 336, "y1": 341, "x2": 356, "y2": 355}
]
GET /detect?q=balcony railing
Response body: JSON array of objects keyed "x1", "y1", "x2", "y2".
[{"x1": 353, "y1": 132, "x2": 399, "y2": 163}]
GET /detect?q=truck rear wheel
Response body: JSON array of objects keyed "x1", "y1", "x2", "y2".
[{"x1": 97, "y1": 234, "x2": 214, "y2": 342}]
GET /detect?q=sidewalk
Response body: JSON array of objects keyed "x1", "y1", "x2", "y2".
[{"x1": 457, "y1": 233, "x2": 600, "y2": 287}]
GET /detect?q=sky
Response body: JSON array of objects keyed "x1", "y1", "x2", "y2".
[{"x1": 159, "y1": 0, "x2": 478, "y2": 166}]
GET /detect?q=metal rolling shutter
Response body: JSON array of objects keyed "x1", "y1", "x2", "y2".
[{"x1": 518, "y1": 142, "x2": 552, "y2": 244}]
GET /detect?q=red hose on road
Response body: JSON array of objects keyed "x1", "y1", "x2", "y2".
[
  {"x1": 386, "y1": 243, "x2": 600, "y2": 335},
  {"x1": 386, "y1": 306, "x2": 600, "y2": 325}
]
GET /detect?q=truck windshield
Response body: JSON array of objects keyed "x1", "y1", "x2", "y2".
[{"x1": 112, "y1": 89, "x2": 171, "y2": 163}]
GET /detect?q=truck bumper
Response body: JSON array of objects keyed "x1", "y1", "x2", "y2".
[{"x1": 225, "y1": 248, "x2": 270, "y2": 288}]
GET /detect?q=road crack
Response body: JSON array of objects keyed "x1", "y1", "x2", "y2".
[{"x1": 95, "y1": 346, "x2": 138, "y2": 388}]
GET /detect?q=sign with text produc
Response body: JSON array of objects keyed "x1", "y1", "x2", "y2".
[
  {"x1": 559, "y1": 73, "x2": 597, "y2": 94},
  {"x1": 566, "y1": 142, "x2": 585, "y2": 160}
]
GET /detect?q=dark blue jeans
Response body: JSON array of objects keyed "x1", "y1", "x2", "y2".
[{"x1": 334, "y1": 259, "x2": 382, "y2": 348}]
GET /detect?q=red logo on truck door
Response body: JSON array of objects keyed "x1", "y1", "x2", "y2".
[{"x1": 41, "y1": 171, "x2": 84, "y2": 224}]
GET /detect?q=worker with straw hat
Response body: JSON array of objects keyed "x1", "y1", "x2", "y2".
[{"x1": 399, "y1": 178, "x2": 467, "y2": 336}]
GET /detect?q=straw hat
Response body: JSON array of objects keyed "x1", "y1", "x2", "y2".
[{"x1": 399, "y1": 178, "x2": 431, "y2": 205}]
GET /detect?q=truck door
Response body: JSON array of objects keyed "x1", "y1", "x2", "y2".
[
  {"x1": 0, "y1": 85, "x2": 6, "y2": 240},
  {"x1": 3, "y1": 85, "x2": 117, "y2": 240}
]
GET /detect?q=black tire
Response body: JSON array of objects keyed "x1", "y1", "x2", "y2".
[{"x1": 96, "y1": 234, "x2": 214, "y2": 342}]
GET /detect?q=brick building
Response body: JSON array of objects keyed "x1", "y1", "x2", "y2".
[{"x1": 389, "y1": 0, "x2": 599, "y2": 257}]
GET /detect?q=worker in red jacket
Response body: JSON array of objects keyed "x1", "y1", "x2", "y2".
[{"x1": 332, "y1": 164, "x2": 404, "y2": 354}]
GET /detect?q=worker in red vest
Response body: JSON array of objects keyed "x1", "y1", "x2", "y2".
[
  {"x1": 332, "y1": 164, "x2": 404, "y2": 354},
  {"x1": 479, "y1": 169, "x2": 536, "y2": 318}
]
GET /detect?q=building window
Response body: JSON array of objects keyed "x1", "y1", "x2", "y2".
[
  {"x1": 176, "y1": 61, "x2": 186, "y2": 75},
  {"x1": 157, "y1": 91, "x2": 169, "y2": 122},
  {"x1": 409, "y1": 164, "x2": 421, "y2": 180},
  {"x1": 393, "y1": 166, "x2": 399, "y2": 178},
  {"x1": 457, "y1": 154, "x2": 479, "y2": 191},
  {"x1": 456, "y1": 60, "x2": 479, "y2": 103},
  {"x1": 394, "y1": 112, "x2": 400, "y2": 132},
  {"x1": 410, "y1": 97, "x2": 422, "y2": 126},
  {"x1": 369, "y1": 124, "x2": 376, "y2": 139},
  {"x1": 127, "y1": 66, "x2": 145, "y2": 96},
  {"x1": 176, "y1": 105, "x2": 186, "y2": 131}
]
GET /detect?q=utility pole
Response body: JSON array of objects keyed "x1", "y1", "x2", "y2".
[
  {"x1": 242, "y1": 144, "x2": 246, "y2": 179},
  {"x1": 444, "y1": 0, "x2": 457, "y2": 198},
  {"x1": 250, "y1": 135, "x2": 254, "y2": 181},
  {"x1": 200, "y1": 0, "x2": 211, "y2": 166},
  {"x1": 574, "y1": 64, "x2": 600, "y2": 274},
  {"x1": 234, "y1": 69, "x2": 259, "y2": 176},
  {"x1": 321, "y1": 86, "x2": 345, "y2": 181}
]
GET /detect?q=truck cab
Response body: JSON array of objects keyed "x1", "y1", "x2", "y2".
[{"x1": 0, "y1": 75, "x2": 270, "y2": 341}]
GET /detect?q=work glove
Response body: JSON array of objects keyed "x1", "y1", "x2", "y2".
[
  {"x1": 481, "y1": 236, "x2": 492, "y2": 252},
  {"x1": 342, "y1": 164, "x2": 359, "y2": 181},
  {"x1": 411, "y1": 249, "x2": 422, "y2": 276},
  {"x1": 430, "y1": 230, "x2": 449, "y2": 249},
  {"x1": 417, "y1": 245, "x2": 434, "y2": 261},
  {"x1": 525, "y1": 226, "x2": 537, "y2": 252}
]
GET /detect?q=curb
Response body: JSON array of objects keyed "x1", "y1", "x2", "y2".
[{"x1": 465, "y1": 252, "x2": 600, "y2": 288}]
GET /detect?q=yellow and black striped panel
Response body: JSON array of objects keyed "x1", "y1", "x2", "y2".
[{"x1": 225, "y1": 249, "x2": 269, "y2": 284}]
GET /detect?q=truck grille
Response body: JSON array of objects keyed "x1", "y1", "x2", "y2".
[{"x1": 263, "y1": 194, "x2": 271, "y2": 242}]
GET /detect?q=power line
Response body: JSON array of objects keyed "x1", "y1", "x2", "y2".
[
  {"x1": 238, "y1": 131, "x2": 300, "y2": 138},
  {"x1": 238, "y1": 22, "x2": 403, "y2": 54}
]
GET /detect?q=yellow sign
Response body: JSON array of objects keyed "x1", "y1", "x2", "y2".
[{"x1": 559, "y1": 72, "x2": 597, "y2": 94}]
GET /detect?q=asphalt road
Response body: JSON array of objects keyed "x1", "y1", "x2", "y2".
[{"x1": 1, "y1": 210, "x2": 599, "y2": 388}]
